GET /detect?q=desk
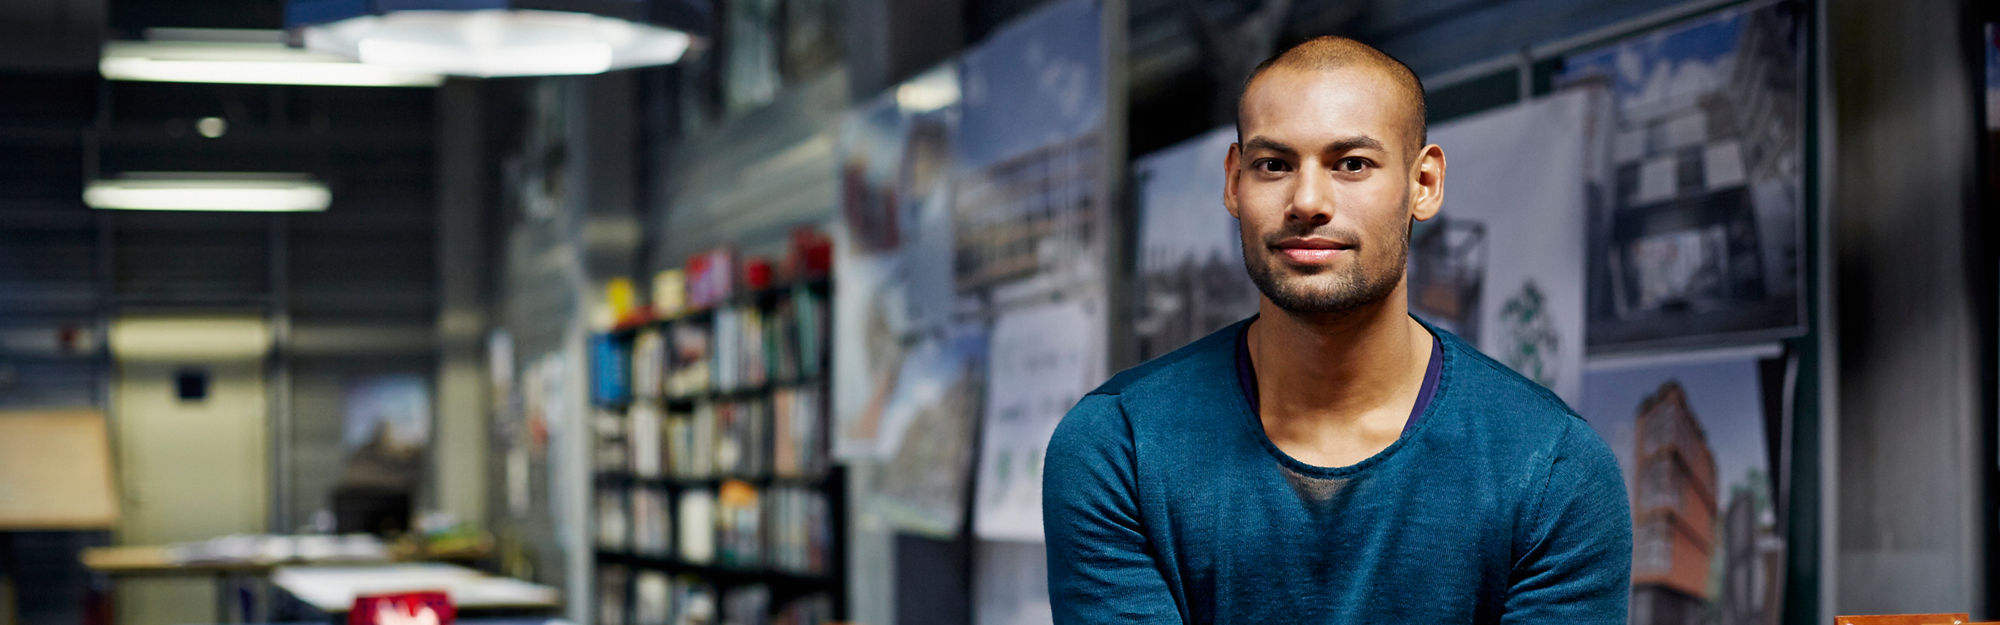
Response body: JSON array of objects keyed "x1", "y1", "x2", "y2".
[
  {"x1": 271, "y1": 564, "x2": 560, "y2": 616},
  {"x1": 82, "y1": 545, "x2": 291, "y2": 624},
  {"x1": 187, "y1": 619, "x2": 571, "y2": 625},
  {"x1": 82, "y1": 537, "x2": 492, "y2": 623}
]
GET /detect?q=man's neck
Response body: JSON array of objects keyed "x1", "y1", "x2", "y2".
[{"x1": 1247, "y1": 285, "x2": 1432, "y2": 432}]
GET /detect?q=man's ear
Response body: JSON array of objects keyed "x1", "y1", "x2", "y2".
[
  {"x1": 1409, "y1": 144, "x2": 1445, "y2": 222},
  {"x1": 1224, "y1": 143, "x2": 1242, "y2": 219}
]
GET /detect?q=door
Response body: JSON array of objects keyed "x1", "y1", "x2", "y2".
[{"x1": 109, "y1": 315, "x2": 269, "y2": 625}]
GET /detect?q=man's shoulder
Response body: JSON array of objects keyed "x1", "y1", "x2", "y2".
[
  {"x1": 1086, "y1": 318, "x2": 1247, "y2": 399},
  {"x1": 1430, "y1": 324, "x2": 1580, "y2": 423},
  {"x1": 1050, "y1": 319, "x2": 1249, "y2": 464},
  {"x1": 1422, "y1": 324, "x2": 1607, "y2": 467}
]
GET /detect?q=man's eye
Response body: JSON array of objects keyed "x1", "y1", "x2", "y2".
[
  {"x1": 1335, "y1": 157, "x2": 1369, "y2": 173},
  {"x1": 1253, "y1": 158, "x2": 1291, "y2": 174}
]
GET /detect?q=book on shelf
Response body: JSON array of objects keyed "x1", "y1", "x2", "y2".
[
  {"x1": 716, "y1": 480, "x2": 761, "y2": 568},
  {"x1": 771, "y1": 387, "x2": 826, "y2": 478},
  {"x1": 598, "y1": 565, "x2": 630, "y2": 625},
  {"x1": 767, "y1": 296, "x2": 798, "y2": 383},
  {"x1": 631, "y1": 402, "x2": 662, "y2": 478},
  {"x1": 677, "y1": 489, "x2": 716, "y2": 564},
  {"x1": 713, "y1": 305, "x2": 770, "y2": 391},
  {"x1": 634, "y1": 570, "x2": 670, "y2": 625},
  {"x1": 721, "y1": 585, "x2": 770, "y2": 625},
  {"x1": 633, "y1": 574, "x2": 720, "y2": 625},
  {"x1": 594, "y1": 408, "x2": 630, "y2": 473},
  {"x1": 711, "y1": 401, "x2": 743, "y2": 476},
  {"x1": 763, "y1": 486, "x2": 832, "y2": 575},
  {"x1": 712, "y1": 400, "x2": 772, "y2": 477},
  {"x1": 667, "y1": 319, "x2": 712, "y2": 398},
  {"x1": 713, "y1": 306, "x2": 739, "y2": 392},
  {"x1": 627, "y1": 575, "x2": 832, "y2": 625},
  {"x1": 598, "y1": 489, "x2": 631, "y2": 551},
  {"x1": 592, "y1": 333, "x2": 632, "y2": 405},
  {"x1": 634, "y1": 489, "x2": 671, "y2": 557},
  {"x1": 794, "y1": 286, "x2": 826, "y2": 378},
  {"x1": 690, "y1": 404, "x2": 717, "y2": 477},
  {"x1": 771, "y1": 393, "x2": 797, "y2": 478},
  {"x1": 663, "y1": 408, "x2": 693, "y2": 478},
  {"x1": 633, "y1": 329, "x2": 666, "y2": 400}
]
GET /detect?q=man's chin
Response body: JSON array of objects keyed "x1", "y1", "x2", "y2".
[{"x1": 1254, "y1": 273, "x2": 1402, "y2": 316}]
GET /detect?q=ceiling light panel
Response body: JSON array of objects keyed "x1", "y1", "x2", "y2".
[
  {"x1": 85, "y1": 173, "x2": 332, "y2": 213},
  {"x1": 287, "y1": 0, "x2": 709, "y2": 78},
  {"x1": 100, "y1": 37, "x2": 445, "y2": 87}
]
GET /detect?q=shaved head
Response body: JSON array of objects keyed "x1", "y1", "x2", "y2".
[{"x1": 1237, "y1": 36, "x2": 1428, "y2": 153}]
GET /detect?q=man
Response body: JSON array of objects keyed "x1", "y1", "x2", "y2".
[{"x1": 1043, "y1": 36, "x2": 1631, "y2": 623}]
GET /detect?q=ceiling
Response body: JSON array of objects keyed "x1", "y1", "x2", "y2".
[{"x1": 0, "y1": 0, "x2": 443, "y2": 344}]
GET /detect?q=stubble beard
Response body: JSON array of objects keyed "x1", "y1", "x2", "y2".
[{"x1": 1242, "y1": 220, "x2": 1409, "y2": 318}]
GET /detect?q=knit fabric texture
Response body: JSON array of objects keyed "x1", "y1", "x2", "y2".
[{"x1": 1043, "y1": 317, "x2": 1632, "y2": 624}]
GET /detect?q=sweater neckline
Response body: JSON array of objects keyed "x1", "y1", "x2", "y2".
[{"x1": 1228, "y1": 315, "x2": 1457, "y2": 479}]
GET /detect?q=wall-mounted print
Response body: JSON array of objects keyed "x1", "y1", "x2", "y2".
[{"x1": 1558, "y1": 3, "x2": 1806, "y2": 351}]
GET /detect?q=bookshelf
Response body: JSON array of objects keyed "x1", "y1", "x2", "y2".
[{"x1": 590, "y1": 276, "x2": 843, "y2": 625}]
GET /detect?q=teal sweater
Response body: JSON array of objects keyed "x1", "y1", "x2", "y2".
[{"x1": 1043, "y1": 318, "x2": 1631, "y2": 623}]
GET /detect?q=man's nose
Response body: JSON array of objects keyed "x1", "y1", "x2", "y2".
[{"x1": 1287, "y1": 165, "x2": 1334, "y2": 226}]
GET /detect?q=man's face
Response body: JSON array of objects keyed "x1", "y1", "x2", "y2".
[{"x1": 1226, "y1": 65, "x2": 1444, "y2": 317}]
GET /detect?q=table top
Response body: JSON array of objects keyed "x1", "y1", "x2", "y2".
[
  {"x1": 178, "y1": 619, "x2": 573, "y2": 625},
  {"x1": 82, "y1": 538, "x2": 490, "y2": 576},
  {"x1": 271, "y1": 563, "x2": 561, "y2": 613},
  {"x1": 82, "y1": 545, "x2": 285, "y2": 574}
]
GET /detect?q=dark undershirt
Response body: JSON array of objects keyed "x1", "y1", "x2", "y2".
[{"x1": 1237, "y1": 322, "x2": 1443, "y2": 436}]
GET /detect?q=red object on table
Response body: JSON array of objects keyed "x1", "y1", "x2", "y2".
[{"x1": 350, "y1": 591, "x2": 455, "y2": 625}]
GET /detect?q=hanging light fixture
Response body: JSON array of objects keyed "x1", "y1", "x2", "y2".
[
  {"x1": 84, "y1": 173, "x2": 332, "y2": 213},
  {"x1": 100, "y1": 28, "x2": 445, "y2": 87},
  {"x1": 286, "y1": 1, "x2": 710, "y2": 78}
]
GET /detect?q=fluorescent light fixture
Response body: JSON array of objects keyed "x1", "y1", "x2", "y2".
[
  {"x1": 100, "y1": 30, "x2": 445, "y2": 87},
  {"x1": 85, "y1": 173, "x2": 331, "y2": 213},
  {"x1": 358, "y1": 38, "x2": 614, "y2": 76},
  {"x1": 301, "y1": 9, "x2": 691, "y2": 77}
]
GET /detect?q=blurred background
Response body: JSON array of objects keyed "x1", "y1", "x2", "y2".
[{"x1": 0, "y1": 0, "x2": 1993, "y2": 624}]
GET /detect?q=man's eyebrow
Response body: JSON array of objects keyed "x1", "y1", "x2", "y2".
[
  {"x1": 1240, "y1": 137, "x2": 1295, "y2": 155},
  {"x1": 1241, "y1": 136, "x2": 1388, "y2": 156},
  {"x1": 1328, "y1": 136, "x2": 1387, "y2": 153}
]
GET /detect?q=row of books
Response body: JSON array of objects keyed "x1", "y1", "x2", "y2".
[
  {"x1": 593, "y1": 387, "x2": 830, "y2": 480},
  {"x1": 596, "y1": 483, "x2": 833, "y2": 576},
  {"x1": 599, "y1": 567, "x2": 835, "y2": 625},
  {"x1": 603, "y1": 286, "x2": 827, "y2": 404}
]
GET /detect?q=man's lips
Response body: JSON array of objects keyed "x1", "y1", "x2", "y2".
[{"x1": 1272, "y1": 237, "x2": 1353, "y2": 263}]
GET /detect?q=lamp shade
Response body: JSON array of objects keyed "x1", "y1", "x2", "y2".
[{"x1": 286, "y1": 0, "x2": 710, "y2": 77}]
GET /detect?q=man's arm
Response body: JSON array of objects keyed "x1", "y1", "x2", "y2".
[
  {"x1": 1503, "y1": 419, "x2": 1633, "y2": 623},
  {"x1": 1043, "y1": 394, "x2": 1183, "y2": 624}
]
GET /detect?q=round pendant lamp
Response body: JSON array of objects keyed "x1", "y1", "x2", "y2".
[{"x1": 286, "y1": 0, "x2": 710, "y2": 77}]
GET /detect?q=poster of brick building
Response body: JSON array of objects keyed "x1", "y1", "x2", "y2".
[
  {"x1": 1582, "y1": 352, "x2": 1788, "y2": 625},
  {"x1": 1557, "y1": 2, "x2": 1806, "y2": 351}
]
